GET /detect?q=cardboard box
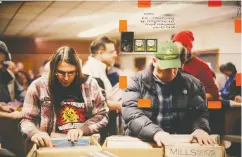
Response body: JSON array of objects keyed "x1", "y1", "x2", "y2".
[
  {"x1": 80, "y1": 151, "x2": 120, "y2": 157},
  {"x1": 102, "y1": 136, "x2": 164, "y2": 157},
  {"x1": 164, "y1": 135, "x2": 226, "y2": 157},
  {"x1": 27, "y1": 136, "x2": 101, "y2": 157}
]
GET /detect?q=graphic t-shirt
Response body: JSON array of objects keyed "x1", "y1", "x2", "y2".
[{"x1": 55, "y1": 85, "x2": 87, "y2": 133}]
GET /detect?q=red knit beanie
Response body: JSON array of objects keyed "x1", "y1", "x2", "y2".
[{"x1": 172, "y1": 31, "x2": 194, "y2": 52}]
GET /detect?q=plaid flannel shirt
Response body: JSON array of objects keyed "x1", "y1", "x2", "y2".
[
  {"x1": 20, "y1": 76, "x2": 109, "y2": 139},
  {"x1": 153, "y1": 75, "x2": 174, "y2": 132}
]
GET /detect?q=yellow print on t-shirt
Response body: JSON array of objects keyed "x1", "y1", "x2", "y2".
[{"x1": 62, "y1": 107, "x2": 79, "y2": 123}]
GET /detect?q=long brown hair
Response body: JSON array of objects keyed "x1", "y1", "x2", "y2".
[
  {"x1": 15, "y1": 71, "x2": 29, "y2": 90},
  {"x1": 48, "y1": 46, "x2": 87, "y2": 104}
]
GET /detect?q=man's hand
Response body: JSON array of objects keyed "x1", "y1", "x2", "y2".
[
  {"x1": 230, "y1": 100, "x2": 241, "y2": 108},
  {"x1": 67, "y1": 129, "x2": 84, "y2": 143},
  {"x1": 190, "y1": 129, "x2": 217, "y2": 146},
  {"x1": 234, "y1": 96, "x2": 241, "y2": 103},
  {"x1": 31, "y1": 132, "x2": 53, "y2": 148},
  {"x1": 0, "y1": 102, "x2": 15, "y2": 113},
  {"x1": 153, "y1": 131, "x2": 174, "y2": 146},
  {"x1": 107, "y1": 100, "x2": 121, "y2": 111},
  {"x1": 206, "y1": 93, "x2": 213, "y2": 101},
  {"x1": 7, "y1": 111, "x2": 22, "y2": 119}
]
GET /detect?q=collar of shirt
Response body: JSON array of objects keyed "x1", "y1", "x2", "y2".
[
  {"x1": 153, "y1": 74, "x2": 175, "y2": 95},
  {"x1": 88, "y1": 56, "x2": 107, "y2": 72},
  {"x1": 83, "y1": 56, "x2": 113, "y2": 92}
]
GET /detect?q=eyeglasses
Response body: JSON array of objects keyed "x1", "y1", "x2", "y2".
[{"x1": 55, "y1": 70, "x2": 76, "y2": 77}]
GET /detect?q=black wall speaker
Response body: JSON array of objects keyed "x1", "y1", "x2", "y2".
[{"x1": 120, "y1": 32, "x2": 134, "y2": 52}]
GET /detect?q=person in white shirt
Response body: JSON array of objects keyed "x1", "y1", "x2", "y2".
[
  {"x1": 82, "y1": 36, "x2": 121, "y2": 141},
  {"x1": 82, "y1": 36, "x2": 120, "y2": 111}
]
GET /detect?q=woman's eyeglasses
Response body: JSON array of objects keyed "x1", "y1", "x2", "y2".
[{"x1": 55, "y1": 70, "x2": 76, "y2": 77}]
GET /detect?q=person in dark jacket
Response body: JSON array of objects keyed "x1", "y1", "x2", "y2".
[
  {"x1": 172, "y1": 31, "x2": 219, "y2": 101},
  {"x1": 0, "y1": 41, "x2": 22, "y2": 119},
  {"x1": 219, "y1": 62, "x2": 241, "y2": 100},
  {"x1": 0, "y1": 41, "x2": 24, "y2": 157},
  {"x1": 122, "y1": 41, "x2": 216, "y2": 147},
  {"x1": 0, "y1": 41, "x2": 13, "y2": 103}
]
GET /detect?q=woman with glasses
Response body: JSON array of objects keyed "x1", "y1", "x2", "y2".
[{"x1": 20, "y1": 46, "x2": 108, "y2": 148}]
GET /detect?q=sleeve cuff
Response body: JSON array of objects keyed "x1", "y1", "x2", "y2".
[
  {"x1": 28, "y1": 129, "x2": 42, "y2": 139},
  {"x1": 79, "y1": 125, "x2": 92, "y2": 135}
]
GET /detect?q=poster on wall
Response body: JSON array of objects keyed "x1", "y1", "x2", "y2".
[
  {"x1": 146, "y1": 39, "x2": 157, "y2": 52},
  {"x1": 134, "y1": 39, "x2": 146, "y2": 52},
  {"x1": 120, "y1": 32, "x2": 134, "y2": 52}
]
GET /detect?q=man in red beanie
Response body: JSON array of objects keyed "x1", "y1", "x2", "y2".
[{"x1": 173, "y1": 31, "x2": 219, "y2": 100}]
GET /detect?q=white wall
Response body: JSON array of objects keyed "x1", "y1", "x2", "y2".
[
  {"x1": 191, "y1": 19, "x2": 241, "y2": 72},
  {"x1": 120, "y1": 53, "x2": 153, "y2": 72},
  {"x1": 120, "y1": 18, "x2": 241, "y2": 72}
]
